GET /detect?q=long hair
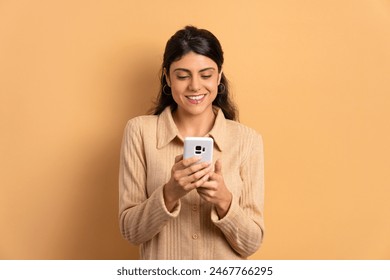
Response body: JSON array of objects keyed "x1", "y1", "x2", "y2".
[{"x1": 151, "y1": 26, "x2": 238, "y2": 121}]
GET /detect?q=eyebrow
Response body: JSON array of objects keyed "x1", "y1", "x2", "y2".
[{"x1": 173, "y1": 67, "x2": 216, "y2": 73}]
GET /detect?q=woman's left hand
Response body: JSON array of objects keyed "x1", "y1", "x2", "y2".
[{"x1": 196, "y1": 159, "x2": 232, "y2": 219}]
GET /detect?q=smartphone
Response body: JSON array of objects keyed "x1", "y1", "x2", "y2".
[{"x1": 183, "y1": 137, "x2": 214, "y2": 163}]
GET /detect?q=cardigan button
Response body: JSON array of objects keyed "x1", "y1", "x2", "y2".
[
  {"x1": 192, "y1": 205, "x2": 198, "y2": 211},
  {"x1": 192, "y1": 234, "x2": 198, "y2": 240}
]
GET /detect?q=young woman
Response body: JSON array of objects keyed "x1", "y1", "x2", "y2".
[{"x1": 119, "y1": 26, "x2": 264, "y2": 259}]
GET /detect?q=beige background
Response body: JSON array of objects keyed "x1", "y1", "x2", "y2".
[{"x1": 1, "y1": 0, "x2": 389, "y2": 259}]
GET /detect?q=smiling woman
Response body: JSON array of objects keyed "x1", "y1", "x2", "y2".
[
  {"x1": 118, "y1": 26, "x2": 265, "y2": 260},
  {"x1": 154, "y1": 26, "x2": 237, "y2": 121},
  {"x1": 166, "y1": 52, "x2": 221, "y2": 131}
]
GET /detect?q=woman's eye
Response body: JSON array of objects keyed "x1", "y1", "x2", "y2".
[
  {"x1": 177, "y1": 76, "x2": 189, "y2": 80},
  {"x1": 201, "y1": 75, "x2": 212, "y2": 79}
]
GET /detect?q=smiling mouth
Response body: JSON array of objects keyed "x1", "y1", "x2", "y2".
[{"x1": 186, "y1": 94, "x2": 207, "y2": 104}]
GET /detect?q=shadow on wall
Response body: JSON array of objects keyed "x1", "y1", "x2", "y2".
[{"x1": 57, "y1": 46, "x2": 161, "y2": 259}]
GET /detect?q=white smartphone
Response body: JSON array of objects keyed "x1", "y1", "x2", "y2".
[{"x1": 183, "y1": 137, "x2": 214, "y2": 163}]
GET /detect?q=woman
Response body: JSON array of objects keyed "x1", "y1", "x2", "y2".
[{"x1": 119, "y1": 26, "x2": 264, "y2": 259}]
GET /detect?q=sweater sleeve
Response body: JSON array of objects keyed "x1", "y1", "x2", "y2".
[
  {"x1": 118, "y1": 118, "x2": 180, "y2": 245},
  {"x1": 211, "y1": 131, "x2": 265, "y2": 257}
]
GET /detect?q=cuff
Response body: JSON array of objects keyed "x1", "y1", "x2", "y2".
[
  {"x1": 154, "y1": 184, "x2": 181, "y2": 218},
  {"x1": 211, "y1": 193, "x2": 240, "y2": 226}
]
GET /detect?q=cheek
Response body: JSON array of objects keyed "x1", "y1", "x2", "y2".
[
  {"x1": 206, "y1": 79, "x2": 219, "y2": 93},
  {"x1": 170, "y1": 84, "x2": 186, "y2": 104},
  {"x1": 171, "y1": 84, "x2": 185, "y2": 98},
  {"x1": 170, "y1": 80, "x2": 186, "y2": 93}
]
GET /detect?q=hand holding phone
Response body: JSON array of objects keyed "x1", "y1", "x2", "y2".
[{"x1": 164, "y1": 137, "x2": 214, "y2": 212}]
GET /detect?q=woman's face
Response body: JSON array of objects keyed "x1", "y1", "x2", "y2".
[{"x1": 166, "y1": 51, "x2": 222, "y2": 117}]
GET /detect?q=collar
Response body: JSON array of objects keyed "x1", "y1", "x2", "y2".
[{"x1": 156, "y1": 106, "x2": 226, "y2": 151}]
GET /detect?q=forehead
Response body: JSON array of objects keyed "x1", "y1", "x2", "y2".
[{"x1": 170, "y1": 52, "x2": 217, "y2": 72}]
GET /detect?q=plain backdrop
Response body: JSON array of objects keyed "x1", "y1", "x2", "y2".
[{"x1": 1, "y1": 0, "x2": 389, "y2": 259}]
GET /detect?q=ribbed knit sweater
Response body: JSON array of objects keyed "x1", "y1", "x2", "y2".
[{"x1": 119, "y1": 106, "x2": 264, "y2": 259}]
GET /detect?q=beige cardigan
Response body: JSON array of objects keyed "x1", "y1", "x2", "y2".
[{"x1": 119, "y1": 106, "x2": 264, "y2": 259}]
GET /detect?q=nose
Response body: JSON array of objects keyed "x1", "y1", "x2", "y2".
[{"x1": 189, "y1": 77, "x2": 201, "y2": 92}]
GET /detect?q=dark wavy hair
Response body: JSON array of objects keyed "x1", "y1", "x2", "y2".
[{"x1": 151, "y1": 26, "x2": 238, "y2": 121}]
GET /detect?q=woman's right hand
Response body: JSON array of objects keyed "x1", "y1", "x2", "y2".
[{"x1": 163, "y1": 154, "x2": 212, "y2": 212}]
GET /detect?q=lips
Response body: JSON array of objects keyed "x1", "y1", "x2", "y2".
[{"x1": 186, "y1": 94, "x2": 207, "y2": 104}]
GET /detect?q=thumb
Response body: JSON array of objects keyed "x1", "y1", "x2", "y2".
[
  {"x1": 214, "y1": 159, "x2": 222, "y2": 175},
  {"x1": 174, "y1": 154, "x2": 183, "y2": 163}
]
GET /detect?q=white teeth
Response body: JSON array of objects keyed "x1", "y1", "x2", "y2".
[{"x1": 187, "y1": 94, "x2": 205, "y2": 100}]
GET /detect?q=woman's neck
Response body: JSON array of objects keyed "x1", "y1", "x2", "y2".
[{"x1": 173, "y1": 107, "x2": 216, "y2": 138}]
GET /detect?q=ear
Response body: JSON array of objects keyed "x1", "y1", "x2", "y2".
[
  {"x1": 163, "y1": 68, "x2": 171, "y2": 86},
  {"x1": 218, "y1": 69, "x2": 223, "y2": 84}
]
